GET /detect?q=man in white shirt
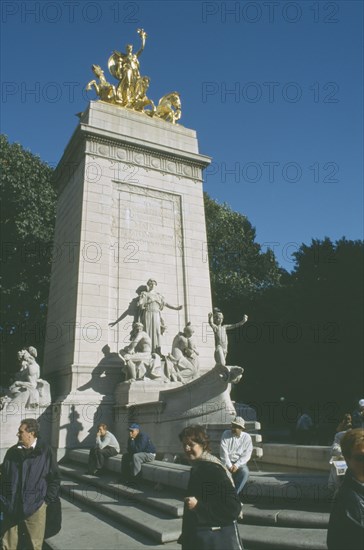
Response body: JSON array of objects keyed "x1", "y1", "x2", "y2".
[
  {"x1": 220, "y1": 416, "x2": 253, "y2": 496},
  {"x1": 88, "y1": 423, "x2": 120, "y2": 475}
]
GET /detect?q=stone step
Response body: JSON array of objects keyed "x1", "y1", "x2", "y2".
[
  {"x1": 239, "y1": 524, "x2": 327, "y2": 550},
  {"x1": 60, "y1": 478, "x2": 182, "y2": 544},
  {"x1": 59, "y1": 463, "x2": 184, "y2": 517},
  {"x1": 242, "y1": 503, "x2": 329, "y2": 529},
  {"x1": 65, "y1": 449, "x2": 331, "y2": 504},
  {"x1": 55, "y1": 459, "x2": 329, "y2": 549},
  {"x1": 44, "y1": 495, "x2": 180, "y2": 550},
  {"x1": 44, "y1": 495, "x2": 327, "y2": 550},
  {"x1": 62, "y1": 456, "x2": 330, "y2": 529},
  {"x1": 243, "y1": 472, "x2": 331, "y2": 506}
]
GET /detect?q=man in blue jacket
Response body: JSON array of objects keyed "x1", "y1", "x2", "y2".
[
  {"x1": 0, "y1": 418, "x2": 60, "y2": 550},
  {"x1": 120, "y1": 423, "x2": 156, "y2": 482}
]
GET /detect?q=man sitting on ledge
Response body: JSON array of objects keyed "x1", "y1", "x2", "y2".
[
  {"x1": 120, "y1": 423, "x2": 156, "y2": 482},
  {"x1": 88, "y1": 423, "x2": 120, "y2": 475},
  {"x1": 220, "y1": 416, "x2": 253, "y2": 498}
]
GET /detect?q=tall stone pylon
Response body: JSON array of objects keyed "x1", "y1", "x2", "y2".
[{"x1": 44, "y1": 101, "x2": 215, "y2": 454}]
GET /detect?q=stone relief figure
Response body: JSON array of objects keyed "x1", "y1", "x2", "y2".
[
  {"x1": 108, "y1": 28, "x2": 148, "y2": 107},
  {"x1": 119, "y1": 322, "x2": 162, "y2": 381},
  {"x1": 167, "y1": 323, "x2": 199, "y2": 383},
  {"x1": 2, "y1": 347, "x2": 51, "y2": 409},
  {"x1": 109, "y1": 285, "x2": 147, "y2": 328},
  {"x1": 208, "y1": 308, "x2": 248, "y2": 367},
  {"x1": 138, "y1": 279, "x2": 183, "y2": 354}
]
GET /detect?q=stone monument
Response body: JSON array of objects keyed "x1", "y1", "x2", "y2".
[
  {"x1": 43, "y1": 30, "x2": 218, "y2": 456},
  {"x1": 0, "y1": 347, "x2": 52, "y2": 460}
]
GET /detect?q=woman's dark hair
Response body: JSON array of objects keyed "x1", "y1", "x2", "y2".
[
  {"x1": 98, "y1": 423, "x2": 108, "y2": 430},
  {"x1": 336, "y1": 413, "x2": 352, "y2": 433},
  {"x1": 178, "y1": 425, "x2": 211, "y2": 452},
  {"x1": 21, "y1": 418, "x2": 40, "y2": 437}
]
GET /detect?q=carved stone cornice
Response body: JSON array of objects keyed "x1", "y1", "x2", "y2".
[{"x1": 85, "y1": 133, "x2": 204, "y2": 183}]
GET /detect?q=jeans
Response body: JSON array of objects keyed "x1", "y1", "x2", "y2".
[
  {"x1": 232, "y1": 464, "x2": 250, "y2": 495},
  {"x1": 121, "y1": 452, "x2": 155, "y2": 478}
]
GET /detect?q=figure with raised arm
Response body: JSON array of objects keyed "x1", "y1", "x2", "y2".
[
  {"x1": 108, "y1": 28, "x2": 147, "y2": 107},
  {"x1": 208, "y1": 308, "x2": 248, "y2": 366},
  {"x1": 138, "y1": 279, "x2": 183, "y2": 354}
]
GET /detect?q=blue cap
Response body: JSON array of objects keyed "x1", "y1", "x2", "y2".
[{"x1": 128, "y1": 423, "x2": 140, "y2": 430}]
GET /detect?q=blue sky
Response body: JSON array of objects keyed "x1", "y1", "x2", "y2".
[{"x1": 1, "y1": 0, "x2": 363, "y2": 270}]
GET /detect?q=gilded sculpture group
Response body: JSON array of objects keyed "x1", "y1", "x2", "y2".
[
  {"x1": 86, "y1": 29, "x2": 182, "y2": 124},
  {"x1": 110, "y1": 278, "x2": 248, "y2": 385}
]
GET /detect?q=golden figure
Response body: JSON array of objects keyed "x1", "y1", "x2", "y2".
[
  {"x1": 133, "y1": 76, "x2": 156, "y2": 114},
  {"x1": 152, "y1": 92, "x2": 182, "y2": 124},
  {"x1": 85, "y1": 29, "x2": 182, "y2": 123},
  {"x1": 108, "y1": 28, "x2": 147, "y2": 107},
  {"x1": 86, "y1": 65, "x2": 116, "y2": 103}
]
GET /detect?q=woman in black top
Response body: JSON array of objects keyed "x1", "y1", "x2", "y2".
[{"x1": 178, "y1": 425, "x2": 243, "y2": 550}]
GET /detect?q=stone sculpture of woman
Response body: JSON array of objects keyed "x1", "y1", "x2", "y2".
[{"x1": 138, "y1": 279, "x2": 183, "y2": 354}]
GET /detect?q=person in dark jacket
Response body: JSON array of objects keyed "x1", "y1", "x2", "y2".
[
  {"x1": 327, "y1": 428, "x2": 364, "y2": 550},
  {"x1": 178, "y1": 425, "x2": 243, "y2": 550},
  {"x1": 120, "y1": 423, "x2": 156, "y2": 481},
  {"x1": 0, "y1": 418, "x2": 60, "y2": 550}
]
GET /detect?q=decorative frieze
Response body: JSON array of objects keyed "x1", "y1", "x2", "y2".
[{"x1": 86, "y1": 135, "x2": 202, "y2": 182}]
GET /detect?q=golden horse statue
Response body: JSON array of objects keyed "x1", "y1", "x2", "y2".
[
  {"x1": 150, "y1": 92, "x2": 181, "y2": 124},
  {"x1": 86, "y1": 64, "x2": 116, "y2": 103}
]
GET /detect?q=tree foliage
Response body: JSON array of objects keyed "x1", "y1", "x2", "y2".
[
  {"x1": 0, "y1": 135, "x2": 56, "y2": 376},
  {"x1": 230, "y1": 237, "x2": 364, "y2": 439},
  {"x1": 204, "y1": 193, "x2": 282, "y2": 306}
]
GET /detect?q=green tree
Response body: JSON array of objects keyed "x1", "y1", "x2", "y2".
[
  {"x1": 204, "y1": 193, "x2": 282, "y2": 306},
  {"x1": 232, "y1": 237, "x2": 364, "y2": 441},
  {"x1": 0, "y1": 135, "x2": 56, "y2": 380}
]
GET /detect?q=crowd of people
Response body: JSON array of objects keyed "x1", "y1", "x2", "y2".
[{"x1": 1, "y1": 412, "x2": 363, "y2": 550}]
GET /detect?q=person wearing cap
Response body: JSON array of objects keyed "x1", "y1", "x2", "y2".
[
  {"x1": 352, "y1": 399, "x2": 364, "y2": 429},
  {"x1": 327, "y1": 428, "x2": 364, "y2": 549},
  {"x1": 120, "y1": 423, "x2": 156, "y2": 481},
  {"x1": 87, "y1": 423, "x2": 120, "y2": 475},
  {"x1": 220, "y1": 417, "x2": 253, "y2": 497}
]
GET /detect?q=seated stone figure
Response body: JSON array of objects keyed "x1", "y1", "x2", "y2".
[
  {"x1": 119, "y1": 322, "x2": 162, "y2": 381},
  {"x1": 6, "y1": 347, "x2": 51, "y2": 408},
  {"x1": 167, "y1": 323, "x2": 199, "y2": 383}
]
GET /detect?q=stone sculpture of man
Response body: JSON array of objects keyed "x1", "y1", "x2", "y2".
[
  {"x1": 208, "y1": 308, "x2": 248, "y2": 366},
  {"x1": 167, "y1": 323, "x2": 199, "y2": 383},
  {"x1": 119, "y1": 322, "x2": 152, "y2": 381}
]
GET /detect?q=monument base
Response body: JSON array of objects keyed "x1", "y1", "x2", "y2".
[
  {"x1": 114, "y1": 379, "x2": 182, "y2": 406},
  {"x1": 113, "y1": 364, "x2": 239, "y2": 454},
  {"x1": 49, "y1": 390, "x2": 115, "y2": 460}
]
